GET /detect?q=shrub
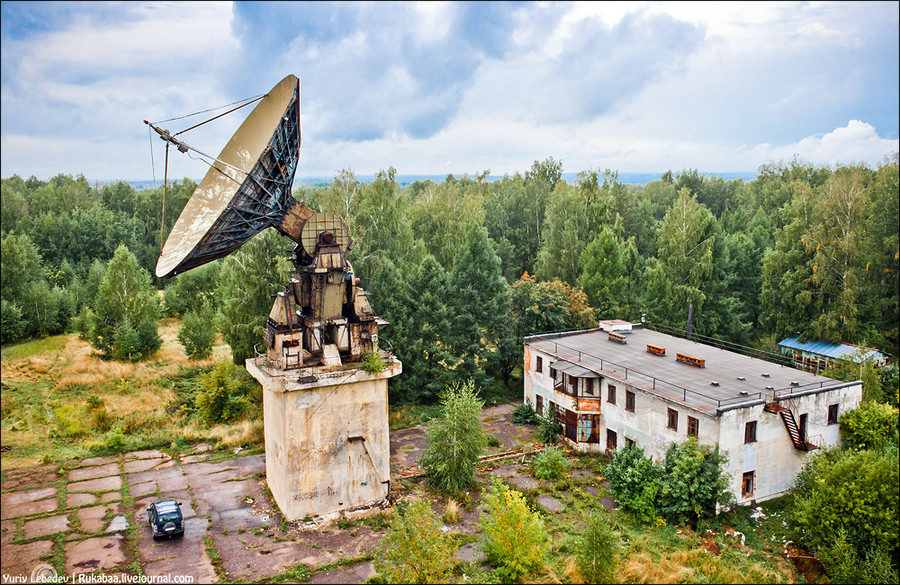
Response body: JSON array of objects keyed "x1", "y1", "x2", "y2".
[
  {"x1": 71, "y1": 305, "x2": 94, "y2": 341},
  {"x1": 361, "y1": 349, "x2": 387, "y2": 374},
  {"x1": 656, "y1": 438, "x2": 733, "y2": 526},
  {"x1": 0, "y1": 300, "x2": 25, "y2": 344},
  {"x1": 479, "y1": 478, "x2": 550, "y2": 582},
  {"x1": 537, "y1": 407, "x2": 561, "y2": 444},
  {"x1": 419, "y1": 379, "x2": 489, "y2": 492},
  {"x1": 195, "y1": 361, "x2": 258, "y2": 425},
  {"x1": 788, "y1": 447, "x2": 899, "y2": 580},
  {"x1": 112, "y1": 319, "x2": 143, "y2": 362},
  {"x1": 372, "y1": 499, "x2": 456, "y2": 584},
  {"x1": 603, "y1": 443, "x2": 660, "y2": 523},
  {"x1": 532, "y1": 446, "x2": 568, "y2": 480},
  {"x1": 511, "y1": 399, "x2": 540, "y2": 425},
  {"x1": 576, "y1": 514, "x2": 619, "y2": 584},
  {"x1": 178, "y1": 312, "x2": 217, "y2": 361},
  {"x1": 840, "y1": 401, "x2": 899, "y2": 450}
]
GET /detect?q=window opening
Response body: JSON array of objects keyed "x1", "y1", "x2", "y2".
[
  {"x1": 745, "y1": 421, "x2": 757, "y2": 443},
  {"x1": 667, "y1": 408, "x2": 678, "y2": 431}
]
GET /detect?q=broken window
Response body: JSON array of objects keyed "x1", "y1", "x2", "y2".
[
  {"x1": 667, "y1": 408, "x2": 678, "y2": 431},
  {"x1": 584, "y1": 378, "x2": 595, "y2": 396},
  {"x1": 742, "y1": 471, "x2": 755, "y2": 498},
  {"x1": 607, "y1": 384, "x2": 616, "y2": 404},
  {"x1": 744, "y1": 421, "x2": 757, "y2": 443},
  {"x1": 687, "y1": 416, "x2": 699, "y2": 437},
  {"x1": 827, "y1": 404, "x2": 838, "y2": 425},
  {"x1": 625, "y1": 390, "x2": 635, "y2": 412}
]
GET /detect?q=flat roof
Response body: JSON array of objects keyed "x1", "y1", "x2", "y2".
[{"x1": 527, "y1": 327, "x2": 851, "y2": 416}]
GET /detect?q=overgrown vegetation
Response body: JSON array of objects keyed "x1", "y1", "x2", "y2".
[
  {"x1": 371, "y1": 499, "x2": 456, "y2": 584},
  {"x1": 575, "y1": 513, "x2": 620, "y2": 584},
  {"x1": 839, "y1": 400, "x2": 899, "y2": 450},
  {"x1": 0, "y1": 321, "x2": 262, "y2": 467},
  {"x1": 604, "y1": 439, "x2": 733, "y2": 528},
  {"x1": 787, "y1": 444, "x2": 899, "y2": 583},
  {"x1": 537, "y1": 406, "x2": 562, "y2": 444},
  {"x1": 419, "y1": 379, "x2": 489, "y2": 493},
  {"x1": 511, "y1": 398, "x2": 540, "y2": 425},
  {"x1": 479, "y1": 477, "x2": 550, "y2": 582},
  {"x1": 532, "y1": 445, "x2": 569, "y2": 480}
]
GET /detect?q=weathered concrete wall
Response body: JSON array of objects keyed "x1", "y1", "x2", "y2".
[
  {"x1": 247, "y1": 359, "x2": 401, "y2": 520},
  {"x1": 720, "y1": 382, "x2": 862, "y2": 504}
]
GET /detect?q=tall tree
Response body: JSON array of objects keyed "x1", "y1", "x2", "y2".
[
  {"x1": 448, "y1": 226, "x2": 510, "y2": 387},
  {"x1": 352, "y1": 167, "x2": 419, "y2": 276},
  {"x1": 534, "y1": 182, "x2": 592, "y2": 284},
  {"x1": 651, "y1": 189, "x2": 716, "y2": 329},
  {"x1": 578, "y1": 227, "x2": 630, "y2": 319},
  {"x1": 409, "y1": 178, "x2": 485, "y2": 271},
  {"x1": 216, "y1": 230, "x2": 292, "y2": 364},
  {"x1": 802, "y1": 166, "x2": 872, "y2": 342},
  {"x1": 89, "y1": 244, "x2": 161, "y2": 360},
  {"x1": 865, "y1": 155, "x2": 900, "y2": 355}
]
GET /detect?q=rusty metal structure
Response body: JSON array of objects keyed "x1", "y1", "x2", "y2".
[
  {"x1": 151, "y1": 74, "x2": 384, "y2": 370},
  {"x1": 262, "y1": 211, "x2": 384, "y2": 370},
  {"x1": 149, "y1": 74, "x2": 400, "y2": 520}
]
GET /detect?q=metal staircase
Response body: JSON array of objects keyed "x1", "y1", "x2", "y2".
[{"x1": 764, "y1": 403, "x2": 817, "y2": 451}]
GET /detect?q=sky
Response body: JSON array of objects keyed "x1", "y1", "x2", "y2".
[{"x1": 1, "y1": 1, "x2": 898, "y2": 184}]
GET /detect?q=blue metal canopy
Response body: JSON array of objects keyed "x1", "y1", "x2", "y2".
[{"x1": 778, "y1": 338, "x2": 884, "y2": 362}]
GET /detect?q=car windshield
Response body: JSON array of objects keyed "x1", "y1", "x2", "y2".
[{"x1": 158, "y1": 512, "x2": 180, "y2": 522}]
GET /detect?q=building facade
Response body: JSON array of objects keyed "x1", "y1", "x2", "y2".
[{"x1": 524, "y1": 321, "x2": 863, "y2": 504}]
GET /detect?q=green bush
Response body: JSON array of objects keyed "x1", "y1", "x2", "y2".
[
  {"x1": 532, "y1": 446, "x2": 568, "y2": 480},
  {"x1": 656, "y1": 438, "x2": 733, "y2": 526},
  {"x1": 603, "y1": 443, "x2": 660, "y2": 523},
  {"x1": 419, "y1": 379, "x2": 489, "y2": 492},
  {"x1": 479, "y1": 478, "x2": 549, "y2": 582},
  {"x1": 840, "y1": 401, "x2": 899, "y2": 450},
  {"x1": 112, "y1": 319, "x2": 143, "y2": 362},
  {"x1": 372, "y1": 499, "x2": 456, "y2": 584},
  {"x1": 576, "y1": 514, "x2": 619, "y2": 584},
  {"x1": 195, "y1": 361, "x2": 258, "y2": 425},
  {"x1": 361, "y1": 349, "x2": 387, "y2": 374},
  {"x1": 788, "y1": 447, "x2": 899, "y2": 581},
  {"x1": 0, "y1": 299, "x2": 25, "y2": 344},
  {"x1": 511, "y1": 399, "x2": 540, "y2": 425},
  {"x1": 71, "y1": 305, "x2": 94, "y2": 341},
  {"x1": 537, "y1": 407, "x2": 561, "y2": 444},
  {"x1": 178, "y1": 312, "x2": 216, "y2": 361}
]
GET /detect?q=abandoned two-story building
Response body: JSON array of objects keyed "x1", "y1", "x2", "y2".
[{"x1": 523, "y1": 320, "x2": 863, "y2": 504}]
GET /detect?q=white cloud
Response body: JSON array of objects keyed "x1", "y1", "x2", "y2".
[
  {"x1": 1, "y1": 1, "x2": 897, "y2": 181},
  {"x1": 748, "y1": 120, "x2": 899, "y2": 168}
]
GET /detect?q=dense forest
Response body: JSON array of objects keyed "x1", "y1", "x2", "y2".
[{"x1": 2, "y1": 155, "x2": 898, "y2": 405}]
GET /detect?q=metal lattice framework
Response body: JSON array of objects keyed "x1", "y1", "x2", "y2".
[{"x1": 155, "y1": 75, "x2": 302, "y2": 278}]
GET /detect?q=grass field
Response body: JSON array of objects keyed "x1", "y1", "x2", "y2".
[{"x1": 1, "y1": 319, "x2": 259, "y2": 470}]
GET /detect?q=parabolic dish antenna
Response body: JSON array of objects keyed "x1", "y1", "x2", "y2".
[{"x1": 155, "y1": 74, "x2": 305, "y2": 278}]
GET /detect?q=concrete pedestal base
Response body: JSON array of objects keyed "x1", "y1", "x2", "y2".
[{"x1": 246, "y1": 358, "x2": 401, "y2": 520}]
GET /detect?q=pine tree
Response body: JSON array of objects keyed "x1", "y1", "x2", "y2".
[
  {"x1": 448, "y1": 226, "x2": 510, "y2": 387},
  {"x1": 419, "y1": 380, "x2": 489, "y2": 492},
  {"x1": 216, "y1": 230, "x2": 292, "y2": 364}
]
